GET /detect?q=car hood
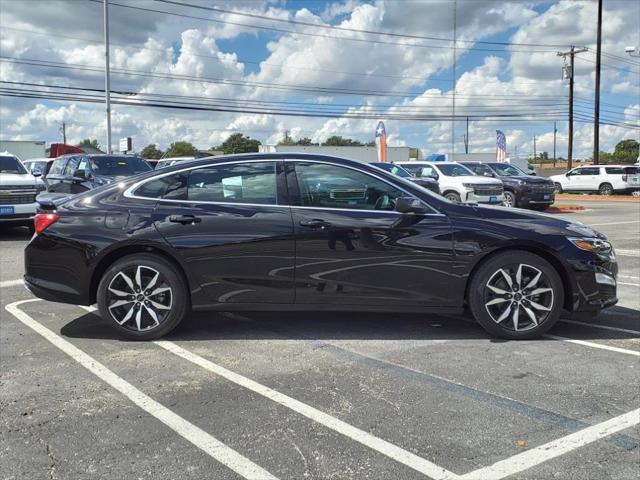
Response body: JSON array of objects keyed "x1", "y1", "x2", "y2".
[
  {"x1": 470, "y1": 204, "x2": 606, "y2": 239},
  {"x1": 499, "y1": 175, "x2": 553, "y2": 184},
  {"x1": 0, "y1": 173, "x2": 43, "y2": 187},
  {"x1": 454, "y1": 175, "x2": 503, "y2": 185},
  {"x1": 93, "y1": 174, "x2": 131, "y2": 185}
]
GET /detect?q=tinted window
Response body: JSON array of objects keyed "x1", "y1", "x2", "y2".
[
  {"x1": 465, "y1": 164, "x2": 494, "y2": 176},
  {"x1": 49, "y1": 158, "x2": 68, "y2": 175},
  {"x1": 572, "y1": 167, "x2": 600, "y2": 176},
  {"x1": 294, "y1": 162, "x2": 403, "y2": 211},
  {"x1": 63, "y1": 156, "x2": 81, "y2": 175},
  {"x1": 0, "y1": 155, "x2": 27, "y2": 174},
  {"x1": 624, "y1": 167, "x2": 639, "y2": 174},
  {"x1": 605, "y1": 167, "x2": 625, "y2": 174},
  {"x1": 489, "y1": 163, "x2": 527, "y2": 176},
  {"x1": 90, "y1": 156, "x2": 151, "y2": 176},
  {"x1": 372, "y1": 163, "x2": 412, "y2": 178},
  {"x1": 436, "y1": 164, "x2": 474, "y2": 176},
  {"x1": 134, "y1": 173, "x2": 188, "y2": 199},
  {"x1": 187, "y1": 162, "x2": 277, "y2": 204}
]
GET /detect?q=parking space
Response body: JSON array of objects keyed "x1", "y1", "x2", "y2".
[{"x1": 2, "y1": 200, "x2": 639, "y2": 480}]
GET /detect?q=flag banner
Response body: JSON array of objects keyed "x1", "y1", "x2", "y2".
[
  {"x1": 496, "y1": 130, "x2": 507, "y2": 162},
  {"x1": 375, "y1": 121, "x2": 387, "y2": 162}
]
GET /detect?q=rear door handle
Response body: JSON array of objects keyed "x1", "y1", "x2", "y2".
[
  {"x1": 169, "y1": 214, "x2": 201, "y2": 225},
  {"x1": 299, "y1": 218, "x2": 331, "y2": 228}
]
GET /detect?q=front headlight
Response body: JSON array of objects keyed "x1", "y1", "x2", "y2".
[
  {"x1": 462, "y1": 183, "x2": 475, "y2": 188},
  {"x1": 568, "y1": 237, "x2": 612, "y2": 255}
]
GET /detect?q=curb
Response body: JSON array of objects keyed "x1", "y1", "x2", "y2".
[
  {"x1": 546, "y1": 205, "x2": 587, "y2": 213},
  {"x1": 555, "y1": 194, "x2": 640, "y2": 203}
]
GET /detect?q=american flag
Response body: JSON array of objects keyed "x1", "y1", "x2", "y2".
[
  {"x1": 496, "y1": 130, "x2": 507, "y2": 162},
  {"x1": 375, "y1": 121, "x2": 387, "y2": 163}
]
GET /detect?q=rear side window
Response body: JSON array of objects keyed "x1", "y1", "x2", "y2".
[
  {"x1": 134, "y1": 173, "x2": 187, "y2": 199},
  {"x1": 49, "y1": 158, "x2": 68, "y2": 175},
  {"x1": 63, "y1": 156, "x2": 81, "y2": 175},
  {"x1": 187, "y1": 162, "x2": 277, "y2": 204},
  {"x1": 605, "y1": 167, "x2": 624, "y2": 174}
]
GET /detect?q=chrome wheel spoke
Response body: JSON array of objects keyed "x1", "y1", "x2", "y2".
[
  {"x1": 117, "y1": 304, "x2": 136, "y2": 325},
  {"x1": 515, "y1": 264, "x2": 523, "y2": 286},
  {"x1": 145, "y1": 271, "x2": 160, "y2": 291},
  {"x1": 512, "y1": 305, "x2": 520, "y2": 331},
  {"x1": 135, "y1": 307, "x2": 143, "y2": 331},
  {"x1": 148, "y1": 299, "x2": 171, "y2": 310},
  {"x1": 496, "y1": 304, "x2": 512, "y2": 323},
  {"x1": 528, "y1": 299, "x2": 551, "y2": 311},
  {"x1": 149, "y1": 287, "x2": 171, "y2": 297},
  {"x1": 108, "y1": 287, "x2": 131, "y2": 297},
  {"x1": 144, "y1": 305, "x2": 160, "y2": 328},
  {"x1": 116, "y1": 271, "x2": 135, "y2": 292},
  {"x1": 135, "y1": 266, "x2": 143, "y2": 290},
  {"x1": 486, "y1": 297, "x2": 510, "y2": 306},
  {"x1": 527, "y1": 287, "x2": 553, "y2": 296},
  {"x1": 522, "y1": 305, "x2": 539, "y2": 326},
  {"x1": 524, "y1": 271, "x2": 542, "y2": 290},
  {"x1": 109, "y1": 299, "x2": 134, "y2": 309},
  {"x1": 499, "y1": 269, "x2": 513, "y2": 288},
  {"x1": 487, "y1": 284, "x2": 509, "y2": 295}
]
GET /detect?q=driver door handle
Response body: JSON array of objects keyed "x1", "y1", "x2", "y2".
[
  {"x1": 169, "y1": 214, "x2": 202, "y2": 225},
  {"x1": 299, "y1": 218, "x2": 331, "y2": 228}
]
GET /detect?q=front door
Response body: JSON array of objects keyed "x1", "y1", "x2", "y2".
[
  {"x1": 151, "y1": 160, "x2": 295, "y2": 305},
  {"x1": 287, "y1": 161, "x2": 453, "y2": 307}
]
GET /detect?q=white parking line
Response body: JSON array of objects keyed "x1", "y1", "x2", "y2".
[
  {"x1": 560, "y1": 319, "x2": 640, "y2": 336},
  {"x1": 0, "y1": 279, "x2": 23, "y2": 288},
  {"x1": 588, "y1": 220, "x2": 640, "y2": 226},
  {"x1": 618, "y1": 281, "x2": 640, "y2": 287},
  {"x1": 154, "y1": 339, "x2": 460, "y2": 480},
  {"x1": 460, "y1": 407, "x2": 640, "y2": 480},
  {"x1": 544, "y1": 334, "x2": 640, "y2": 357},
  {"x1": 4, "y1": 300, "x2": 279, "y2": 480},
  {"x1": 616, "y1": 249, "x2": 640, "y2": 258}
]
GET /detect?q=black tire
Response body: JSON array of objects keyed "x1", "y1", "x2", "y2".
[
  {"x1": 503, "y1": 191, "x2": 517, "y2": 208},
  {"x1": 97, "y1": 253, "x2": 189, "y2": 340},
  {"x1": 598, "y1": 183, "x2": 613, "y2": 196},
  {"x1": 554, "y1": 183, "x2": 563, "y2": 194},
  {"x1": 468, "y1": 251, "x2": 563, "y2": 339},
  {"x1": 444, "y1": 191, "x2": 461, "y2": 203}
]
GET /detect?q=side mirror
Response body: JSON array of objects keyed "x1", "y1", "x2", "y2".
[
  {"x1": 529, "y1": 171, "x2": 537, "y2": 176},
  {"x1": 73, "y1": 169, "x2": 88, "y2": 180},
  {"x1": 395, "y1": 196, "x2": 429, "y2": 214}
]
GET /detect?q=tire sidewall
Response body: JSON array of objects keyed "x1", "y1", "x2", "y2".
[
  {"x1": 468, "y1": 251, "x2": 564, "y2": 339},
  {"x1": 97, "y1": 253, "x2": 189, "y2": 340},
  {"x1": 599, "y1": 183, "x2": 613, "y2": 196},
  {"x1": 445, "y1": 192, "x2": 461, "y2": 203},
  {"x1": 503, "y1": 191, "x2": 516, "y2": 208}
]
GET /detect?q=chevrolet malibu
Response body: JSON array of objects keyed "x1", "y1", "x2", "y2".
[{"x1": 24, "y1": 154, "x2": 618, "y2": 340}]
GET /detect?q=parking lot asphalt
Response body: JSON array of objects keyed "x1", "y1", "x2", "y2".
[{"x1": 1, "y1": 199, "x2": 638, "y2": 480}]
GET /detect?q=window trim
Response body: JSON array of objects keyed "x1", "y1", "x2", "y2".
[{"x1": 124, "y1": 158, "x2": 442, "y2": 215}]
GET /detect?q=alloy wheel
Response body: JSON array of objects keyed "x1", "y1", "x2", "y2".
[
  {"x1": 503, "y1": 192, "x2": 515, "y2": 208},
  {"x1": 483, "y1": 263, "x2": 554, "y2": 332},
  {"x1": 106, "y1": 265, "x2": 173, "y2": 332}
]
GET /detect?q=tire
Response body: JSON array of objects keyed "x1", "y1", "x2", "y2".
[
  {"x1": 444, "y1": 191, "x2": 461, "y2": 203},
  {"x1": 554, "y1": 183, "x2": 563, "y2": 194},
  {"x1": 503, "y1": 191, "x2": 516, "y2": 208},
  {"x1": 598, "y1": 183, "x2": 613, "y2": 196},
  {"x1": 97, "y1": 253, "x2": 189, "y2": 340},
  {"x1": 468, "y1": 251, "x2": 563, "y2": 340}
]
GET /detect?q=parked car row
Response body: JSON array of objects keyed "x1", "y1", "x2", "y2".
[{"x1": 0, "y1": 152, "x2": 46, "y2": 232}]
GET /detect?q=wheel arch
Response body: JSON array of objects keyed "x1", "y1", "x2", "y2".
[
  {"x1": 442, "y1": 189, "x2": 461, "y2": 198},
  {"x1": 89, "y1": 243, "x2": 191, "y2": 304},
  {"x1": 464, "y1": 245, "x2": 574, "y2": 311}
]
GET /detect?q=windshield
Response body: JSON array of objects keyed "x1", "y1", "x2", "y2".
[
  {"x1": 90, "y1": 156, "x2": 152, "y2": 176},
  {"x1": 436, "y1": 163, "x2": 474, "y2": 177},
  {"x1": 0, "y1": 155, "x2": 28, "y2": 174},
  {"x1": 489, "y1": 163, "x2": 527, "y2": 176},
  {"x1": 373, "y1": 163, "x2": 412, "y2": 178}
]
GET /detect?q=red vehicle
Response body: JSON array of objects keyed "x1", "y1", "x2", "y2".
[{"x1": 48, "y1": 143, "x2": 84, "y2": 158}]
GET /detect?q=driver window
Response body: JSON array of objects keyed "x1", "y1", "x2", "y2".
[{"x1": 293, "y1": 162, "x2": 404, "y2": 211}]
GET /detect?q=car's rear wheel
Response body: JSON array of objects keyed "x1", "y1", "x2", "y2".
[
  {"x1": 554, "y1": 182, "x2": 563, "y2": 193},
  {"x1": 97, "y1": 253, "x2": 189, "y2": 340},
  {"x1": 444, "y1": 191, "x2": 461, "y2": 203},
  {"x1": 598, "y1": 183, "x2": 613, "y2": 196},
  {"x1": 468, "y1": 251, "x2": 563, "y2": 339},
  {"x1": 503, "y1": 191, "x2": 516, "y2": 208}
]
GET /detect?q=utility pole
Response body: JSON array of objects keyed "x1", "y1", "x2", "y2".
[
  {"x1": 553, "y1": 121, "x2": 557, "y2": 168},
  {"x1": 557, "y1": 46, "x2": 587, "y2": 170},
  {"x1": 593, "y1": 0, "x2": 603, "y2": 165},
  {"x1": 533, "y1": 135, "x2": 537, "y2": 164},
  {"x1": 464, "y1": 116, "x2": 469, "y2": 153},
  {"x1": 104, "y1": 0, "x2": 112, "y2": 154},
  {"x1": 60, "y1": 122, "x2": 66, "y2": 144}
]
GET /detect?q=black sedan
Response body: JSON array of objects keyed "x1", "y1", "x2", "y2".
[
  {"x1": 25, "y1": 154, "x2": 618, "y2": 340},
  {"x1": 369, "y1": 162, "x2": 440, "y2": 195}
]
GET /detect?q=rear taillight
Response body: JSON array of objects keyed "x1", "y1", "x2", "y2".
[{"x1": 34, "y1": 213, "x2": 60, "y2": 235}]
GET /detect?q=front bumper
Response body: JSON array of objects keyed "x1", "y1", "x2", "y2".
[
  {"x1": 464, "y1": 190, "x2": 505, "y2": 204},
  {"x1": 0, "y1": 201, "x2": 37, "y2": 224},
  {"x1": 567, "y1": 250, "x2": 618, "y2": 312},
  {"x1": 519, "y1": 192, "x2": 555, "y2": 206}
]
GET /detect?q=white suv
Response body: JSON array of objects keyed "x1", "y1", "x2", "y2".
[
  {"x1": 397, "y1": 161, "x2": 505, "y2": 204},
  {"x1": 0, "y1": 152, "x2": 46, "y2": 231},
  {"x1": 550, "y1": 165, "x2": 640, "y2": 195}
]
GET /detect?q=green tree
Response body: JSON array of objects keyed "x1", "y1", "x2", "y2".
[
  {"x1": 613, "y1": 139, "x2": 639, "y2": 163},
  {"x1": 77, "y1": 138, "x2": 100, "y2": 150},
  {"x1": 218, "y1": 133, "x2": 261, "y2": 154},
  {"x1": 140, "y1": 143, "x2": 163, "y2": 159},
  {"x1": 322, "y1": 136, "x2": 364, "y2": 146},
  {"x1": 365, "y1": 140, "x2": 376, "y2": 147},
  {"x1": 165, "y1": 141, "x2": 199, "y2": 157}
]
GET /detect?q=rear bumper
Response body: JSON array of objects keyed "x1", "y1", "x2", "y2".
[{"x1": 23, "y1": 276, "x2": 90, "y2": 305}]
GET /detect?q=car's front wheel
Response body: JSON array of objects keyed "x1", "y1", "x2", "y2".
[
  {"x1": 97, "y1": 253, "x2": 189, "y2": 340},
  {"x1": 468, "y1": 251, "x2": 563, "y2": 339},
  {"x1": 444, "y1": 191, "x2": 461, "y2": 203},
  {"x1": 503, "y1": 191, "x2": 516, "y2": 208},
  {"x1": 554, "y1": 182, "x2": 563, "y2": 193}
]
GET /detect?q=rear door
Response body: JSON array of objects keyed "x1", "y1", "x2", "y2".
[
  {"x1": 150, "y1": 160, "x2": 295, "y2": 305},
  {"x1": 287, "y1": 160, "x2": 453, "y2": 307},
  {"x1": 45, "y1": 157, "x2": 70, "y2": 192}
]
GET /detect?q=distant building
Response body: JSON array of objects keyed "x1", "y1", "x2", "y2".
[{"x1": 259, "y1": 145, "x2": 421, "y2": 162}]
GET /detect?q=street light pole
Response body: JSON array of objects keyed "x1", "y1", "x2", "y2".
[
  {"x1": 593, "y1": 0, "x2": 603, "y2": 165},
  {"x1": 104, "y1": 0, "x2": 112, "y2": 154}
]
